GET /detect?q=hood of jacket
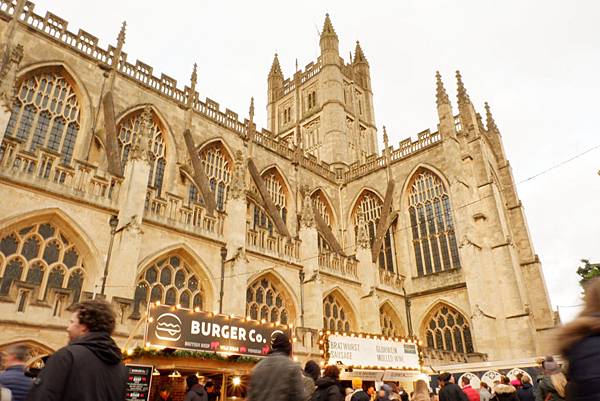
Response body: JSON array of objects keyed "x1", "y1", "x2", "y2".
[
  {"x1": 494, "y1": 384, "x2": 517, "y2": 395},
  {"x1": 191, "y1": 384, "x2": 206, "y2": 396},
  {"x1": 70, "y1": 331, "x2": 122, "y2": 365},
  {"x1": 520, "y1": 383, "x2": 533, "y2": 390},
  {"x1": 316, "y1": 376, "x2": 338, "y2": 390}
]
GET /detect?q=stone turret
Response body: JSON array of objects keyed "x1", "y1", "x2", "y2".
[
  {"x1": 435, "y1": 71, "x2": 457, "y2": 139},
  {"x1": 319, "y1": 14, "x2": 339, "y2": 65},
  {"x1": 267, "y1": 53, "x2": 284, "y2": 132},
  {"x1": 352, "y1": 41, "x2": 371, "y2": 92},
  {"x1": 456, "y1": 70, "x2": 479, "y2": 135}
]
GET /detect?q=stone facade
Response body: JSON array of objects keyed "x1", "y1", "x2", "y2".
[{"x1": 0, "y1": 1, "x2": 556, "y2": 367}]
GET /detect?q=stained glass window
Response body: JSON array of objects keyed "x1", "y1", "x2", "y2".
[
  {"x1": 408, "y1": 171, "x2": 460, "y2": 276},
  {"x1": 323, "y1": 293, "x2": 352, "y2": 333},
  {"x1": 3, "y1": 70, "x2": 81, "y2": 163},
  {"x1": 425, "y1": 304, "x2": 474, "y2": 353},
  {"x1": 117, "y1": 109, "x2": 166, "y2": 193},
  {"x1": 188, "y1": 143, "x2": 232, "y2": 211},
  {"x1": 246, "y1": 277, "x2": 290, "y2": 324},
  {"x1": 134, "y1": 255, "x2": 203, "y2": 311},
  {"x1": 0, "y1": 222, "x2": 86, "y2": 301}
]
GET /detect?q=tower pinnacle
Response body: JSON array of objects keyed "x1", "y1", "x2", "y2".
[
  {"x1": 116, "y1": 21, "x2": 127, "y2": 51},
  {"x1": 485, "y1": 102, "x2": 498, "y2": 133},
  {"x1": 456, "y1": 70, "x2": 471, "y2": 106},
  {"x1": 269, "y1": 53, "x2": 283, "y2": 78},
  {"x1": 190, "y1": 63, "x2": 198, "y2": 91},
  {"x1": 321, "y1": 13, "x2": 337, "y2": 38},
  {"x1": 353, "y1": 41, "x2": 367, "y2": 64},
  {"x1": 435, "y1": 71, "x2": 450, "y2": 107}
]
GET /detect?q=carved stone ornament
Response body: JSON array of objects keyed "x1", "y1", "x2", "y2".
[
  {"x1": 229, "y1": 150, "x2": 246, "y2": 200},
  {"x1": 130, "y1": 106, "x2": 153, "y2": 161},
  {"x1": 0, "y1": 44, "x2": 24, "y2": 112},
  {"x1": 300, "y1": 192, "x2": 315, "y2": 228},
  {"x1": 356, "y1": 209, "x2": 370, "y2": 249}
]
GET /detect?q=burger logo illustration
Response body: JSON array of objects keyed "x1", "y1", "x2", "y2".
[{"x1": 155, "y1": 313, "x2": 182, "y2": 341}]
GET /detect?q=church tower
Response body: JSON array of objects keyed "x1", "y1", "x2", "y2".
[{"x1": 265, "y1": 14, "x2": 377, "y2": 168}]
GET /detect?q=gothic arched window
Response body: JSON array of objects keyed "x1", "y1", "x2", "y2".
[
  {"x1": 246, "y1": 277, "x2": 291, "y2": 325},
  {"x1": 188, "y1": 143, "x2": 232, "y2": 211},
  {"x1": 408, "y1": 170, "x2": 460, "y2": 276},
  {"x1": 424, "y1": 304, "x2": 473, "y2": 353},
  {"x1": 3, "y1": 69, "x2": 81, "y2": 164},
  {"x1": 0, "y1": 222, "x2": 86, "y2": 303},
  {"x1": 117, "y1": 110, "x2": 166, "y2": 194},
  {"x1": 353, "y1": 191, "x2": 396, "y2": 272},
  {"x1": 312, "y1": 191, "x2": 335, "y2": 252},
  {"x1": 134, "y1": 255, "x2": 203, "y2": 312},
  {"x1": 323, "y1": 293, "x2": 352, "y2": 333},
  {"x1": 263, "y1": 171, "x2": 287, "y2": 222},
  {"x1": 380, "y1": 304, "x2": 403, "y2": 338}
]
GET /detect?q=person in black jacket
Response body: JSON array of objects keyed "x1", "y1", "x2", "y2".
[
  {"x1": 184, "y1": 375, "x2": 208, "y2": 401},
  {"x1": 560, "y1": 277, "x2": 600, "y2": 401},
  {"x1": 516, "y1": 376, "x2": 534, "y2": 401},
  {"x1": 25, "y1": 299, "x2": 127, "y2": 401},
  {"x1": 438, "y1": 373, "x2": 468, "y2": 401},
  {"x1": 312, "y1": 365, "x2": 344, "y2": 401}
]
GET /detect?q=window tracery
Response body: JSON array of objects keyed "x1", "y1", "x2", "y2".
[
  {"x1": 380, "y1": 304, "x2": 403, "y2": 338},
  {"x1": 117, "y1": 110, "x2": 166, "y2": 193},
  {"x1": 353, "y1": 191, "x2": 395, "y2": 272},
  {"x1": 245, "y1": 277, "x2": 290, "y2": 324},
  {"x1": 323, "y1": 293, "x2": 352, "y2": 333},
  {"x1": 408, "y1": 171, "x2": 460, "y2": 276},
  {"x1": 424, "y1": 304, "x2": 473, "y2": 353},
  {"x1": 3, "y1": 70, "x2": 81, "y2": 164},
  {"x1": 188, "y1": 143, "x2": 232, "y2": 211},
  {"x1": 0, "y1": 222, "x2": 86, "y2": 303}
]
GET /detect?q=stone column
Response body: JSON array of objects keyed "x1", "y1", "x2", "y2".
[
  {"x1": 105, "y1": 107, "x2": 152, "y2": 300},
  {"x1": 355, "y1": 211, "x2": 381, "y2": 333}
]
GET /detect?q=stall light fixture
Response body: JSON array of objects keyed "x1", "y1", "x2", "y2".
[
  {"x1": 152, "y1": 368, "x2": 160, "y2": 376},
  {"x1": 126, "y1": 348, "x2": 134, "y2": 356},
  {"x1": 232, "y1": 376, "x2": 242, "y2": 386},
  {"x1": 168, "y1": 370, "x2": 181, "y2": 378}
]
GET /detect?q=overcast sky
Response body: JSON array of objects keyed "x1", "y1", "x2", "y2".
[{"x1": 34, "y1": 1, "x2": 599, "y2": 321}]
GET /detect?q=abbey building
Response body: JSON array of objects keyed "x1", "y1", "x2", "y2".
[{"x1": 0, "y1": 1, "x2": 556, "y2": 368}]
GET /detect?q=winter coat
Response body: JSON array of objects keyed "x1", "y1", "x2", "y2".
[
  {"x1": 247, "y1": 351, "x2": 305, "y2": 401},
  {"x1": 439, "y1": 383, "x2": 469, "y2": 401},
  {"x1": 491, "y1": 384, "x2": 518, "y2": 401},
  {"x1": 480, "y1": 388, "x2": 492, "y2": 401},
  {"x1": 564, "y1": 333, "x2": 600, "y2": 401},
  {"x1": 302, "y1": 373, "x2": 316, "y2": 401},
  {"x1": 462, "y1": 385, "x2": 480, "y2": 401},
  {"x1": 516, "y1": 383, "x2": 534, "y2": 401},
  {"x1": 25, "y1": 331, "x2": 127, "y2": 401},
  {"x1": 312, "y1": 377, "x2": 344, "y2": 401},
  {"x1": 351, "y1": 390, "x2": 371, "y2": 401},
  {"x1": 0, "y1": 365, "x2": 31, "y2": 401},
  {"x1": 184, "y1": 384, "x2": 208, "y2": 401},
  {"x1": 534, "y1": 376, "x2": 564, "y2": 401}
]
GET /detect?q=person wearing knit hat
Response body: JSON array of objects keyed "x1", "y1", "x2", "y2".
[
  {"x1": 349, "y1": 378, "x2": 369, "y2": 401},
  {"x1": 247, "y1": 331, "x2": 306, "y2": 401},
  {"x1": 534, "y1": 356, "x2": 566, "y2": 401}
]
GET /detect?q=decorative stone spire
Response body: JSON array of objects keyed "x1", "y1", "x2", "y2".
[
  {"x1": 456, "y1": 70, "x2": 471, "y2": 106},
  {"x1": 485, "y1": 102, "x2": 498, "y2": 133},
  {"x1": 0, "y1": 44, "x2": 23, "y2": 111},
  {"x1": 300, "y1": 192, "x2": 316, "y2": 228},
  {"x1": 435, "y1": 71, "x2": 450, "y2": 107},
  {"x1": 116, "y1": 21, "x2": 127, "y2": 50},
  {"x1": 269, "y1": 53, "x2": 283, "y2": 78},
  {"x1": 383, "y1": 126, "x2": 389, "y2": 150},
  {"x1": 353, "y1": 41, "x2": 367, "y2": 64},
  {"x1": 321, "y1": 13, "x2": 337, "y2": 38},
  {"x1": 249, "y1": 96, "x2": 255, "y2": 124},
  {"x1": 356, "y1": 209, "x2": 370, "y2": 249},
  {"x1": 130, "y1": 106, "x2": 152, "y2": 161},
  {"x1": 229, "y1": 150, "x2": 246, "y2": 200},
  {"x1": 186, "y1": 63, "x2": 198, "y2": 108}
]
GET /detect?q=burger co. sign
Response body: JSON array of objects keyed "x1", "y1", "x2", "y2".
[{"x1": 145, "y1": 304, "x2": 290, "y2": 357}]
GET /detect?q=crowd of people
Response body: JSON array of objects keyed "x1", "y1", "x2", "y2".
[{"x1": 0, "y1": 278, "x2": 598, "y2": 401}]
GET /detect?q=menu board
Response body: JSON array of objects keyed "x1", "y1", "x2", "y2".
[
  {"x1": 146, "y1": 304, "x2": 290, "y2": 357},
  {"x1": 125, "y1": 364, "x2": 153, "y2": 401}
]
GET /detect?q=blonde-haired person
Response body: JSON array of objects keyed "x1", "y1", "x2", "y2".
[
  {"x1": 533, "y1": 356, "x2": 566, "y2": 401},
  {"x1": 559, "y1": 277, "x2": 600, "y2": 401},
  {"x1": 412, "y1": 380, "x2": 431, "y2": 401}
]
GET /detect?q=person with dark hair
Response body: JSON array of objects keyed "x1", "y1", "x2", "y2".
[
  {"x1": 0, "y1": 344, "x2": 32, "y2": 401},
  {"x1": 479, "y1": 382, "x2": 491, "y2": 401},
  {"x1": 25, "y1": 299, "x2": 127, "y2": 401},
  {"x1": 438, "y1": 373, "x2": 468, "y2": 401},
  {"x1": 248, "y1": 332, "x2": 305, "y2": 401},
  {"x1": 302, "y1": 360, "x2": 320, "y2": 400},
  {"x1": 204, "y1": 381, "x2": 218, "y2": 401},
  {"x1": 155, "y1": 386, "x2": 173, "y2": 401},
  {"x1": 312, "y1": 365, "x2": 343, "y2": 401},
  {"x1": 184, "y1": 375, "x2": 207, "y2": 401},
  {"x1": 516, "y1": 376, "x2": 534, "y2": 401},
  {"x1": 460, "y1": 377, "x2": 479, "y2": 401},
  {"x1": 491, "y1": 375, "x2": 518, "y2": 401},
  {"x1": 560, "y1": 277, "x2": 600, "y2": 401}
]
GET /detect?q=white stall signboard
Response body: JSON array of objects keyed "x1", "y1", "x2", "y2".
[{"x1": 326, "y1": 335, "x2": 420, "y2": 370}]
